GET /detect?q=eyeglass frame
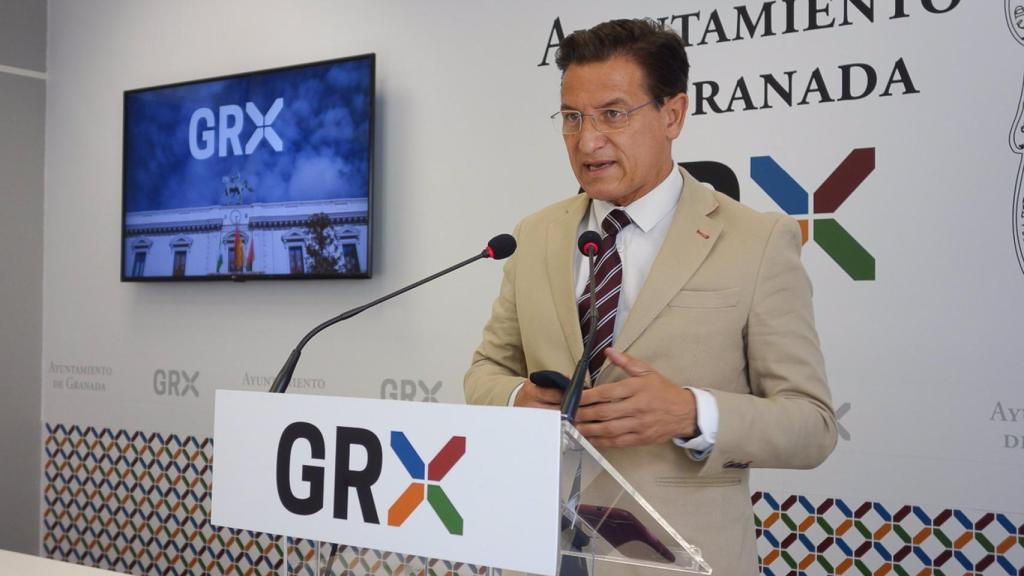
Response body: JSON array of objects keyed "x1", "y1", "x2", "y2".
[{"x1": 549, "y1": 98, "x2": 663, "y2": 134}]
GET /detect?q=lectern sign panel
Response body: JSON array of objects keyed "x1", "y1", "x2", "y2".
[{"x1": 211, "y1": 390, "x2": 560, "y2": 575}]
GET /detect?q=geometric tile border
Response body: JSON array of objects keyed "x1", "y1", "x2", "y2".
[
  {"x1": 753, "y1": 493, "x2": 1024, "y2": 576},
  {"x1": 43, "y1": 423, "x2": 1024, "y2": 575},
  {"x1": 42, "y1": 424, "x2": 492, "y2": 576}
]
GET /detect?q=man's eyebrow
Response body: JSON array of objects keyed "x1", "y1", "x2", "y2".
[
  {"x1": 560, "y1": 97, "x2": 630, "y2": 111},
  {"x1": 596, "y1": 97, "x2": 630, "y2": 108}
]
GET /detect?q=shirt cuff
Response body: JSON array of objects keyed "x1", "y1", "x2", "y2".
[
  {"x1": 508, "y1": 381, "x2": 524, "y2": 407},
  {"x1": 671, "y1": 387, "x2": 719, "y2": 455}
]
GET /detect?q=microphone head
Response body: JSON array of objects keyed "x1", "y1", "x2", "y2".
[
  {"x1": 577, "y1": 230, "x2": 601, "y2": 256},
  {"x1": 485, "y1": 234, "x2": 517, "y2": 260}
]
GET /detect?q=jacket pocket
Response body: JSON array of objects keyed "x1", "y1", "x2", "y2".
[{"x1": 668, "y1": 288, "x2": 739, "y2": 309}]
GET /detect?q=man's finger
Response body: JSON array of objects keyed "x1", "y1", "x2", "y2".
[
  {"x1": 604, "y1": 347, "x2": 654, "y2": 377},
  {"x1": 515, "y1": 382, "x2": 564, "y2": 408},
  {"x1": 532, "y1": 385, "x2": 564, "y2": 403},
  {"x1": 576, "y1": 416, "x2": 641, "y2": 439},
  {"x1": 576, "y1": 399, "x2": 626, "y2": 423},
  {"x1": 580, "y1": 381, "x2": 638, "y2": 405}
]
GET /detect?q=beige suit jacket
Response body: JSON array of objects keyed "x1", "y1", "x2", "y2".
[{"x1": 464, "y1": 168, "x2": 837, "y2": 576}]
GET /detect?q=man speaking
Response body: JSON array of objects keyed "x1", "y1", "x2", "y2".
[{"x1": 464, "y1": 18, "x2": 836, "y2": 575}]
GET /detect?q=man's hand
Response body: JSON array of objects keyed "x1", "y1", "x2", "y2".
[
  {"x1": 513, "y1": 379, "x2": 564, "y2": 409},
  {"x1": 575, "y1": 348, "x2": 698, "y2": 448}
]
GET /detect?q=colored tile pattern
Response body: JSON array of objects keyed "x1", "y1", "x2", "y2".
[
  {"x1": 41, "y1": 424, "x2": 492, "y2": 575},
  {"x1": 753, "y1": 493, "x2": 1024, "y2": 576},
  {"x1": 42, "y1": 423, "x2": 1024, "y2": 575}
]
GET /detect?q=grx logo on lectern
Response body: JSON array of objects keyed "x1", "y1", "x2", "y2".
[
  {"x1": 275, "y1": 423, "x2": 466, "y2": 535},
  {"x1": 387, "y1": 431, "x2": 465, "y2": 535}
]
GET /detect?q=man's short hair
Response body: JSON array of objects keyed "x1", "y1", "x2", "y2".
[{"x1": 555, "y1": 18, "x2": 690, "y2": 100}]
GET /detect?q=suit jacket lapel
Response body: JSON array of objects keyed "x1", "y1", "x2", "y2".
[
  {"x1": 546, "y1": 194, "x2": 590, "y2": 364},
  {"x1": 609, "y1": 171, "x2": 723, "y2": 367}
]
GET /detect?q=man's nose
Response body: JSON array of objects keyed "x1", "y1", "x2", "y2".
[{"x1": 577, "y1": 117, "x2": 607, "y2": 153}]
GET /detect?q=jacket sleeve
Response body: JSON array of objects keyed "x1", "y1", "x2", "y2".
[
  {"x1": 699, "y1": 215, "x2": 838, "y2": 473},
  {"x1": 464, "y1": 226, "x2": 529, "y2": 406}
]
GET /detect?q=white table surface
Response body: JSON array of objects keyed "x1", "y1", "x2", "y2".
[{"x1": 0, "y1": 550, "x2": 126, "y2": 575}]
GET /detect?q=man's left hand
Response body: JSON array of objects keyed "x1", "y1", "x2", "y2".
[{"x1": 575, "y1": 348, "x2": 698, "y2": 448}]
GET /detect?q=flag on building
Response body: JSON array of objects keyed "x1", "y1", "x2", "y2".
[{"x1": 234, "y1": 225, "x2": 243, "y2": 271}]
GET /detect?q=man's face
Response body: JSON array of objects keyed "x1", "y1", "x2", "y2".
[{"x1": 560, "y1": 55, "x2": 687, "y2": 206}]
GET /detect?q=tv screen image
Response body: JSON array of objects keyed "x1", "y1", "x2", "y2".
[{"x1": 121, "y1": 54, "x2": 374, "y2": 281}]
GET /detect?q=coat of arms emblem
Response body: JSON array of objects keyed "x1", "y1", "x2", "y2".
[{"x1": 1009, "y1": 0, "x2": 1024, "y2": 45}]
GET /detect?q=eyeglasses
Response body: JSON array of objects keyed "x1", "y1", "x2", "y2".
[{"x1": 550, "y1": 99, "x2": 660, "y2": 134}]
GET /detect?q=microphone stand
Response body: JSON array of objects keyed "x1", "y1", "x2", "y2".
[
  {"x1": 270, "y1": 250, "x2": 493, "y2": 394},
  {"x1": 560, "y1": 240, "x2": 600, "y2": 576},
  {"x1": 562, "y1": 248, "x2": 598, "y2": 422}
]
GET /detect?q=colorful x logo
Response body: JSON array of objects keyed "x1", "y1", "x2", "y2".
[
  {"x1": 751, "y1": 148, "x2": 876, "y2": 281},
  {"x1": 387, "y1": 431, "x2": 466, "y2": 535}
]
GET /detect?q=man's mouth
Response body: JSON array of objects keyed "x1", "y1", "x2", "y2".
[{"x1": 584, "y1": 160, "x2": 616, "y2": 173}]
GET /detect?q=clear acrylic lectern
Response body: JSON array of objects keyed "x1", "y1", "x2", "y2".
[{"x1": 544, "y1": 420, "x2": 713, "y2": 575}]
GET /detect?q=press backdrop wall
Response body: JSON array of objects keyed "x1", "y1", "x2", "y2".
[{"x1": 40, "y1": 1, "x2": 1024, "y2": 574}]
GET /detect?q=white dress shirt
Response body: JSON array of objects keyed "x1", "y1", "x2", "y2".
[{"x1": 513, "y1": 164, "x2": 719, "y2": 455}]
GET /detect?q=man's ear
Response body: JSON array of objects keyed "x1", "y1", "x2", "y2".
[{"x1": 664, "y1": 93, "x2": 688, "y2": 138}]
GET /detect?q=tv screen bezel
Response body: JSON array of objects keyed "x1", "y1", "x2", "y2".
[{"x1": 120, "y1": 53, "x2": 375, "y2": 283}]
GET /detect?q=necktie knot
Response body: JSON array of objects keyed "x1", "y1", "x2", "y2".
[{"x1": 602, "y1": 209, "x2": 633, "y2": 239}]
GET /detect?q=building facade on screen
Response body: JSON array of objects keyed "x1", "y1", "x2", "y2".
[{"x1": 123, "y1": 198, "x2": 368, "y2": 278}]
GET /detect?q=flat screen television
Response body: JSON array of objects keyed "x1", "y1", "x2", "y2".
[{"x1": 121, "y1": 54, "x2": 374, "y2": 281}]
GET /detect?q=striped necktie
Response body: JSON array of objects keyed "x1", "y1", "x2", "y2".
[{"x1": 577, "y1": 209, "x2": 633, "y2": 383}]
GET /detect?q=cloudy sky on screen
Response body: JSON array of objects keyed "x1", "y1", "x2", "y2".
[{"x1": 124, "y1": 58, "x2": 371, "y2": 212}]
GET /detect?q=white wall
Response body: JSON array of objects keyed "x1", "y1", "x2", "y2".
[{"x1": 0, "y1": 0, "x2": 45, "y2": 556}]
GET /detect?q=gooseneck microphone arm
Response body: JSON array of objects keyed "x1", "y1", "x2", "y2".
[
  {"x1": 562, "y1": 230, "x2": 602, "y2": 422},
  {"x1": 269, "y1": 234, "x2": 516, "y2": 394}
]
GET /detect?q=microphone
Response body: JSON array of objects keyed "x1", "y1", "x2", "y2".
[
  {"x1": 269, "y1": 234, "x2": 516, "y2": 393},
  {"x1": 577, "y1": 230, "x2": 600, "y2": 257},
  {"x1": 562, "y1": 230, "x2": 602, "y2": 422},
  {"x1": 486, "y1": 233, "x2": 517, "y2": 260}
]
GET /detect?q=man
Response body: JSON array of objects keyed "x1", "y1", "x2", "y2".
[{"x1": 464, "y1": 19, "x2": 836, "y2": 576}]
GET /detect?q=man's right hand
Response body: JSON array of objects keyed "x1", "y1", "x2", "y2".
[{"x1": 513, "y1": 380, "x2": 564, "y2": 409}]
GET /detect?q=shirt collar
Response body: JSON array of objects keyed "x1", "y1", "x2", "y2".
[{"x1": 591, "y1": 164, "x2": 683, "y2": 233}]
